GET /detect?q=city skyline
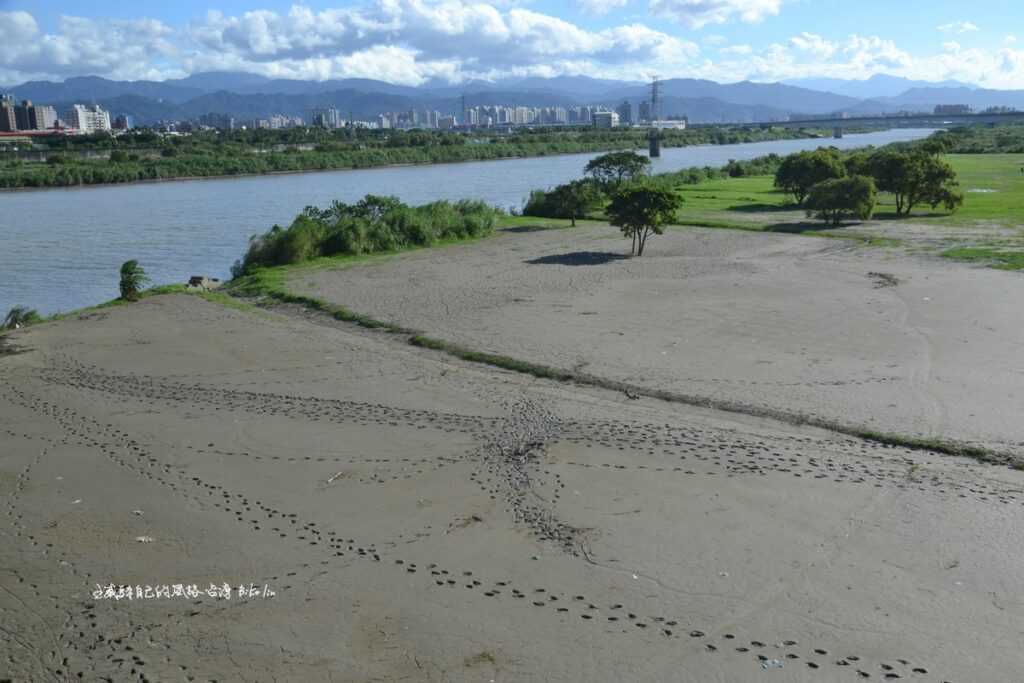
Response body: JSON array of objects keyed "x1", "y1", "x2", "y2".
[{"x1": 2, "y1": 2, "x2": 1024, "y2": 89}]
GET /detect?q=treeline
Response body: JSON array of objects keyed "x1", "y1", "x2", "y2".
[
  {"x1": 903, "y1": 124, "x2": 1024, "y2": 154},
  {"x1": 235, "y1": 196, "x2": 500, "y2": 274},
  {"x1": 0, "y1": 125, "x2": 830, "y2": 190}
]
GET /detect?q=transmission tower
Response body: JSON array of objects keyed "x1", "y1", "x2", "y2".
[{"x1": 648, "y1": 75, "x2": 662, "y2": 157}]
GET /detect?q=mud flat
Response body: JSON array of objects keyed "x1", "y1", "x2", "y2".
[
  {"x1": 2, "y1": 292, "x2": 1023, "y2": 681},
  {"x1": 290, "y1": 223, "x2": 1024, "y2": 453}
]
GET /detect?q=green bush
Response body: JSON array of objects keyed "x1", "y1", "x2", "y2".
[{"x1": 236, "y1": 196, "x2": 500, "y2": 274}]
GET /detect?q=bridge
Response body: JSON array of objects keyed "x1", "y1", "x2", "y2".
[{"x1": 694, "y1": 110, "x2": 1024, "y2": 138}]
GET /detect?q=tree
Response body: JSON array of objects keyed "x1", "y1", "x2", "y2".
[
  {"x1": 550, "y1": 179, "x2": 602, "y2": 226},
  {"x1": 606, "y1": 185, "x2": 683, "y2": 256},
  {"x1": 3, "y1": 305, "x2": 41, "y2": 330},
  {"x1": 804, "y1": 176, "x2": 877, "y2": 226},
  {"x1": 773, "y1": 149, "x2": 846, "y2": 205},
  {"x1": 584, "y1": 151, "x2": 651, "y2": 189},
  {"x1": 119, "y1": 260, "x2": 150, "y2": 301},
  {"x1": 868, "y1": 151, "x2": 963, "y2": 216}
]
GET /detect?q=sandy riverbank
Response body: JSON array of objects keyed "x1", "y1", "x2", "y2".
[
  {"x1": 290, "y1": 223, "x2": 1024, "y2": 453},
  {"x1": 2, "y1": 276, "x2": 1023, "y2": 680}
]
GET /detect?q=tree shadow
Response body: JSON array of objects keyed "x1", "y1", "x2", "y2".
[
  {"x1": 502, "y1": 222, "x2": 573, "y2": 233},
  {"x1": 764, "y1": 221, "x2": 846, "y2": 233},
  {"x1": 730, "y1": 203, "x2": 799, "y2": 213},
  {"x1": 526, "y1": 251, "x2": 630, "y2": 266}
]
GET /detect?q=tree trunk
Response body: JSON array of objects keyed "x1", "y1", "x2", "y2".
[
  {"x1": 631, "y1": 230, "x2": 637, "y2": 255},
  {"x1": 570, "y1": 213, "x2": 576, "y2": 227}
]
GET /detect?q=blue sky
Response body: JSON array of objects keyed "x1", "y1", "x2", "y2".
[{"x1": 2, "y1": 0, "x2": 1022, "y2": 87}]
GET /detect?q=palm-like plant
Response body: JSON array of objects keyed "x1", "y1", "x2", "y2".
[
  {"x1": 119, "y1": 260, "x2": 150, "y2": 301},
  {"x1": 3, "y1": 305, "x2": 41, "y2": 330}
]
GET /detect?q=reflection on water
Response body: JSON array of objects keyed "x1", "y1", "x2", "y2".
[{"x1": 1, "y1": 128, "x2": 935, "y2": 314}]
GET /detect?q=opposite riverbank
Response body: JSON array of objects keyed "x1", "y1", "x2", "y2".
[{"x1": 0, "y1": 126, "x2": 839, "y2": 191}]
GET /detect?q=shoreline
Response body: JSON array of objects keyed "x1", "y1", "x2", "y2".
[{"x1": 0, "y1": 130, "x2": 845, "y2": 194}]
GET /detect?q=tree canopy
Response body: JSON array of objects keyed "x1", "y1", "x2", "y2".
[
  {"x1": 867, "y1": 151, "x2": 963, "y2": 216},
  {"x1": 773, "y1": 148, "x2": 846, "y2": 205},
  {"x1": 584, "y1": 151, "x2": 651, "y2": 189},
  {"x1": 606, "y1": 185, "x2": 683, "y2": 256},
  {"x1": 804, "y1": 176, "x2": 878, "y2": 226},
  {"x1": 549, "y1": 179, "x2": 603, "y2": 226}
]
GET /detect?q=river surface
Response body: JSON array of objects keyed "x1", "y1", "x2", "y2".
[{"x1": 2, "y1": 128, "x2": 935, "y2": 315}]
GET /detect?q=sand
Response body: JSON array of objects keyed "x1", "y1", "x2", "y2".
[
  {"x1": 290, "y1": 224, "x2": 1024, "y2": 453},
  {"x1": 1, "y1": 282, "x2": 1023, "y2": 682}
]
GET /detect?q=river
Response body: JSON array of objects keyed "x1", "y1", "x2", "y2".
[{"x1": 1, "y1": 128, "x2": 934, "y2": 315}]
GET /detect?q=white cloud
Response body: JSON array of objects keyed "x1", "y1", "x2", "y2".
[
  {"x1": 648, "y1": 0, "x2": 782, "y2": 29},
  {"x1": 943, "y1": 41, "x2": 961, "y2": 52},
  {"x1": 577, "y1": 0, "x2": 630, "y2": 16},
  {"x1": 789, "y1": 32, "x2": 836, "y2": 59},
  {"x1": 1006, "y1": 35, "x2": 1018, "y2": 45},
  {"x1": 4, "y1": 4, "x2": 1024, "y2": 90},
  {"x1": 937, "y1": 21, "x2": 979, "y2": 34}
]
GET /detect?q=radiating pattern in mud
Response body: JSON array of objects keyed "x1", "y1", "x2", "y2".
[{"x1": 2, "y1": 354, "x2": 999, "y2": 680}]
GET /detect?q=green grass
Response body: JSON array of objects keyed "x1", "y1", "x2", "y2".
[
  {"x1": 913, "y1": 154, "x2": 1024, "y2": 226},
  {"x1": 670, "y1": 154, "x2": 1024, "y2": 230},
  {"x1": 940, "y1": 247, "x2": 1024, "y2": 270}
]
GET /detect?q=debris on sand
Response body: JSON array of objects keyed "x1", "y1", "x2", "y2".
[
  {"x1": 134, "y1": 535, "x2": 154, "y2": 543},
  {"x1": 867, "y1": 272, "x2": 901, "y2": 288}
]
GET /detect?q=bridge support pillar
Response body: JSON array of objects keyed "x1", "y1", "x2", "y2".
[{"x1": 833, "y1": 126, "x2": 843, "y2": 139}]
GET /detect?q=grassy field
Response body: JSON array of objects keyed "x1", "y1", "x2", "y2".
[{"x1": 666, "y1": 154, "x2": 1024, "y2": 268}]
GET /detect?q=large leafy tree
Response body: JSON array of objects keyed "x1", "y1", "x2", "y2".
[
  {"x1": 119, "y1": 260, "x2": 150, "y2": 301},
  {"x1": 584, "y1": 151, "x2": 651, "y2": 189},
  {"x1": 774, "y1": 149, "x2": 846, "y2": 205},
  {"x1": 868, "y1": 151, "x2": 963, "y2": 216},
  {"x1": 804, "y1": 176, "x2": 878, "y2": 226},
  {"x1": 606, "y1": 185, "x2": 683, "y2": 256},
  {"x1": 550, "y1": 179, "x2": 603, "y2": 226}
]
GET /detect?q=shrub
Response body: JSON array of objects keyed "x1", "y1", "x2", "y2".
[
  {"x1": 3, "y1": 305, "x2": 41, "y2": 330},
  {"x1": 119, "y1": 260, "x2": 150, "y2": 301}
]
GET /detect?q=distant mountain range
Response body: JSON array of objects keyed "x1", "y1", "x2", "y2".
[{"x1": 3, "y1": 71, "x2": 1020, "y2": 126}]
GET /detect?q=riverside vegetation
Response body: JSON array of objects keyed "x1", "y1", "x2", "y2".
[{"x1": 0, "y1": 124, "x2": 833, "y2": 189}]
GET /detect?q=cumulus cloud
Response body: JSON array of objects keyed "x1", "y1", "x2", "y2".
[
  {"x1": 3, "y1": 4, "x2": 1024, "y2": 89},
  {"x1": 576, "y1": 0, "x2": 630, "y2": 16},
  {"x1": 789, "y1": 32, "x2": 836, "y2": 59},
  {"x1": 648, "y1": 0, "x2": 782, "y2": 29},
  {"x1": 0, "y1": 11, "x2": 180, "y2": 83},
  {"x1": 937, "y1": 20, "x2": 979, "y2": 34}
]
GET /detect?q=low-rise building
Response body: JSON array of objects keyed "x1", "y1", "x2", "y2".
[{"x1": 592, "y1": 111, "x2": 620, "y2": 128}]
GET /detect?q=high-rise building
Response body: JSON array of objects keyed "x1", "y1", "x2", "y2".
[
  {"x1": 198, "y1": 112, "x2": 235, "y2": 130},
  {"x1": 638, "y1": 100, "x2": 651, "y2": 123},
  {"x1": 0, "y1": 95, "x2": 15, "y2": 132},
  {"x1": 64, "y1": 104, "x2": 111, "y2": 133},
  {"x1": 33, "y1": 105, "x2": 57, "y2": 129},
  {"x1": 113, "y1": 114, "x2": 135, "y2": 130},
  {"x1": 616, "y1": 100, "x2": 633, "y2": 126},
  {"x1": 310, "y1": 107, "x2": 342, "y2": 129}
]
